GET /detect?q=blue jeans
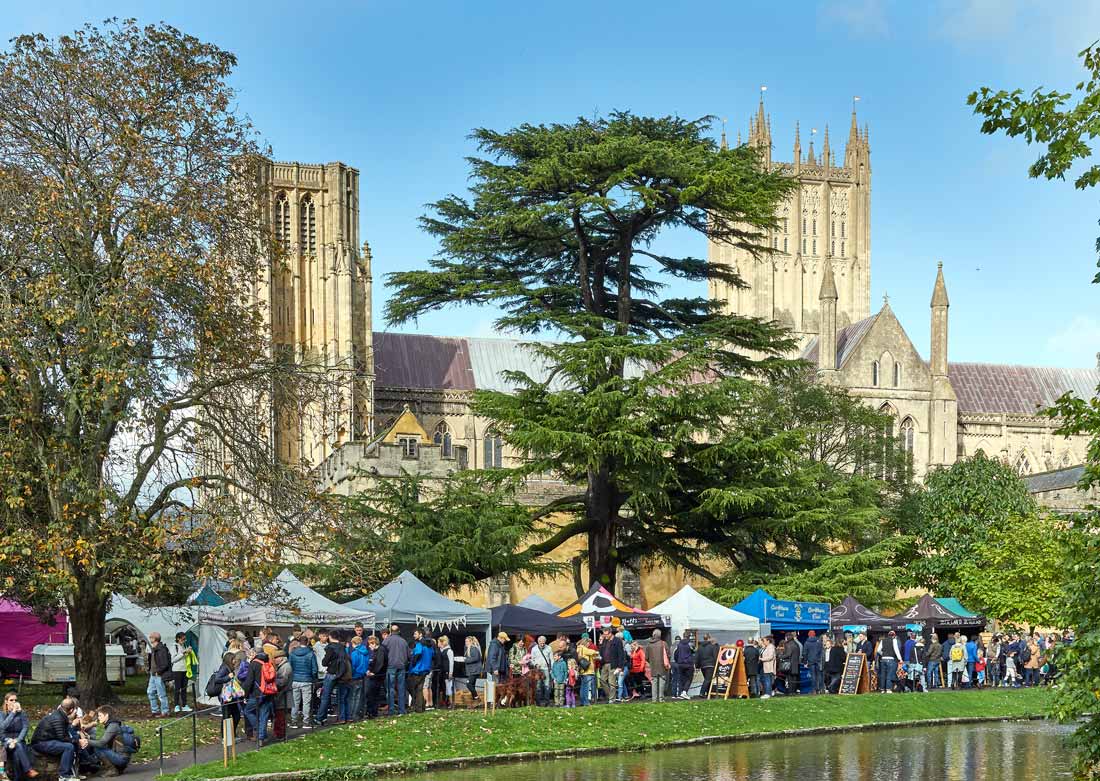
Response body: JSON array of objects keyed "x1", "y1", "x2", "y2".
[
  {"x1": 811, "y1": 665, "x2": 823, "y2": 693},
  {"x1": 386, "y1": 668, "x2": 407, "y2": 715},
  {"x1": 32, "y1": 740, "x2": 75, "y2": 777},
  {"x1": 879, "y1": 658, "x2": 898, "y2": 691},
  {"x1": 761, "y1": 672, "x2": 774, "y2": 696},
  {"x1": 337, "y1": 681, "x2": 352, "y2": 721},
  {"x1": 95, "y1": 746, "x2": 130, "y2": 770},
  {"x1": 966, "y1": 661, "x2": 976, "y2": 687},
  {"x1": 580, "y1": 675, "x2": 595, "y2": 705},
  {"x1": 348, "y1": 679, "x2": 364, "y2": 719},
  {"x1": 316, "y1": 674, "x2": 338, "y2": 724},
  {"x1": 147, "y1": 674, "x2": 169, "y2": 714},
  {"x1": 617, "y1": 673, "x2": 628, "y2": 700},
  {"x1": 257, "y1": 696, "x2": 273, "y2": 740},
  {"x1": 928, "y1": 662, "x2": 942, "y2": 688},
  {"x1": 243, "y1": 694, "x2": 261, "y2": 737}
]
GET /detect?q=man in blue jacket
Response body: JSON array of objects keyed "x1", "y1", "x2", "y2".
[
  {"x1": 965, "y1": 634, "x2": 979, "y2": 688},
  {"x1": 407, "y1": 630, "x2": 434, "y2": 713},
  {"x1": 288, "y1": 639, "x2": 318, "y2": 728}
]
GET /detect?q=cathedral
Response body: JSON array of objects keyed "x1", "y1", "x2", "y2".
[{"x1": 258, "y1": 101, "x2": 1100, "y2": 608}]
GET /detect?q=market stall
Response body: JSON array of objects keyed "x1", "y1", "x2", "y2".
[
  {"x1": 650, "y1": 585, "x2": 760, "y2": 644},
  {"x1": 489, "y1": 604, "x2": 586, "y2": 637},
  {"x1": 0, "y1": 601, "x2": 68, "y2": 676},
  {"x1": 730, "y1": 588, "x2": 829, "y2": 635},
  {"x1": 892, "y1": 594, "x2": 986, "y2": 638},
  {"x1": 556, "y1": 584, "x2": 669, "y2": 633},
  {"x1": 829, "y1": 596, "x2": 905, "y2": 635},
  {"x1": 344, "y1": 570, "x2": 491, "y2": 634},
  {"x1": 515, "y1": 594, "x2": 561, "y2": 614}
]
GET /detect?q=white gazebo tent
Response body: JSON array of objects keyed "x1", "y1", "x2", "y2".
[
  {"x1": 105, "y1": 595, "x2": 198, "y2": 646},
  {"x1": 344, "y1": 570, "x2": 491, "y2": 634},
  {"x1": 650, "y1": 585, "x2": 760, "y2": 644},
  {"x1": 195, "y1": 570, "x2": 374, "y2": 703}
]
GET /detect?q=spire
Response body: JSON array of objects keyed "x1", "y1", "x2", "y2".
[
  {"x1": 823, "y1": 124, "x2": 831, "y2": 168},
  {"x1": 819, "y1": 260, "x2": 838, "y2": 300},
  {"x1": 720, "y1": 117, "x2": 728, "y2": 150},
  {"x1": 931, "y1": 261, "x2": 949, "y2": 308},
  {"x1": 793, "y1": 121, "x2": 801, "y2": 166}
]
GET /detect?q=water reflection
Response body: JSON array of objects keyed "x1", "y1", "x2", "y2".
[{"x1": 419, "y1": 721, "x2": 1073, "y2": 781}]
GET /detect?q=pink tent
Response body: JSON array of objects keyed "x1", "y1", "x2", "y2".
[{"x1": 0, "y1": 600, "x2": 67, "y2": 662}]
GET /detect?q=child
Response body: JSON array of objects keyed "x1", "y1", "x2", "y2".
[
  {"x1": 565, "y1": 658, "x2": 578, "y2": 708},
  {"x1": 551, "y1": 652, "x2": 568, "y2": 707},
  {"x1": 1004, "y1": 652, "x2": 1019, "y2": 687},
  {"x1": 975, "y1": 649, "x2": 987, "y2": 688}
]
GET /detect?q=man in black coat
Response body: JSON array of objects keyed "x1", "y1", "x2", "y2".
[
  {"x1": 598, "y1": 629, "x2": 627, "y2": 703},
  {"x1": 696, "y1": 635, "x2": 719, "y2": 696},
  {"x1": 823, "y1": 636, "x2": 846, "y2": 693},
  {"x1": 781, "y1": 632, "x2": 801, "y2": 695},
  {"x1": 742, "y1": 639, "x2": 761, "y2": 697},
  {"x1": 31, "y1": 698, "x2": 84, "y2": 781},
  {"x1": 364, "y1": 635, "x2": 387, "y2": 719}
]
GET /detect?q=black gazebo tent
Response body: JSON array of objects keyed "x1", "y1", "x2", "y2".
[
  {"x1": 490, "y1": 604, "x2": 587, "y2": 637},
  {"x1": 830, "y1": 596, "x2": 903, "y2": 633},
  {"x1": 893, "y1": 594, "x2": 986, "y2": 636}
]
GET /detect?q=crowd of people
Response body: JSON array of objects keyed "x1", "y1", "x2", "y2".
[{"x1": 2, "y1": 694, "x2": 139, "y2": 781}]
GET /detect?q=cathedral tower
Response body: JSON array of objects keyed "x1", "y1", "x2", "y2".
[
  {"x1": 258, "y1": 160, "x2": 374, "y2": 468},
  {"x1": 708, "y1": 100, "x2": 872, "y2": 351}
]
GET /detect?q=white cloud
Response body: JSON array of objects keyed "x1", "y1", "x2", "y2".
[
  {"x1": 819, "y1": 0, "x2": 891, "y2": 37},
  {"x1": 937, "y1": 0, "x2": 1018, "y2": 44},
  {"x1": 1044, "y1": 314, "x2": 1100, "y2": 368}
]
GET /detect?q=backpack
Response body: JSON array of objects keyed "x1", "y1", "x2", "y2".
[
  {"x1": 118, "y1": 723, "x2": 141, "y2": 754},
  {"x1": 236, "y1": 659, "x2": 250, "y2": 680},
  {"x1": 259, "y1": 659, "x2": 278, "y2": 695},
  {"x1": 949, "y1": 644, "x2": 965, "y2": 662},
  {"x1": 205, "y1": 672, "x2": 222, "y2": 697},
  {"x1": 577, "y1": 655, "x2": 591, "y2": 672},
  {"x1": 1019, "y1": 646, "x2": 1032, "y2": 664}
]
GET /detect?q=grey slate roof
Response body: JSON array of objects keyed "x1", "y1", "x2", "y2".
[
  {"x1": 372, "y1": 332, "x2": 475, "y2": 390},
  {"x1": 801, "y1": 313, "x2": 879, "y2": 368},
  {"x1": 948, "y1": 363, "x2": 1100, "y2": 415},
  {"x1": 1023, "y1": 465, "x2": 1086, "y2": 493}
]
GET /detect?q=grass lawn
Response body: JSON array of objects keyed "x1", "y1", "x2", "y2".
[{"x1": 173, "y1": 687, "x2": 1053, "y2": 779}]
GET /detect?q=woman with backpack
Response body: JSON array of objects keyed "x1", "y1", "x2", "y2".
[{"x1": 86, "y1": 707, "x2": 132, "y2": 776}]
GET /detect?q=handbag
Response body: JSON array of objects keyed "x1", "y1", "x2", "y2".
[{"x1": 219, "y1": 674, "x2": 246, "y2": 704}]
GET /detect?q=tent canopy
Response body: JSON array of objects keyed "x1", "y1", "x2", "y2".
[
  {"x1": 830, "y1": 596, "x2": 902, "y2": 632},
  {"x1": 199, "y1": 569, "x2": 375, "y2": 628},
  {"x1": 0, "y1": 601, "x2": 67, "y2": 663},
  {"x1": 935, "y1": 597, "x2": 978, "y2": 618},
  {"x1": 187, "y1": 584, "x2": 225, "y2": 607},
  {"x1": 489, "y1": 604, "x2": 586, "y2": 636},
  {"x1": 106, "y1": 594, "x2": 197, "y2": 644},
  {"x1": 731, "y1": 588, "x2": 829, "y2": 633},
  {"x1": 894, "y1": 594, "x2": 985, "y2": 631},
  {"x1": 344, "y1": 570, "x2": 490, "y2": 632},
  {"x1": 515, "y1": 594, "x2": 561, "y2": 614},
  {"x1": 650, "y1": 585, "x2": 759, "y2": 642},
  {"x1": 557, "y1": 584, "x2": 668, "y2": 632}
]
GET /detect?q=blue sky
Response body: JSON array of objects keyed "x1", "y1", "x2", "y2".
[{"x1": 3, "y1": 0, "x2": 1100, "y2": 367}]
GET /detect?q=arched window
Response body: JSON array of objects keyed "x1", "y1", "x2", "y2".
[
  {"x1": 299, "y1": 193, "x2": 316, "y2": 253},
  {"x1": 1015, "y1": 452, "x2": 1032, "y2": 476},
  {"x1": 872, "y1": 360, "x2": 880, "y2": 386},
  {"x1": 900, "y1": 417, "x2": 915, "y2": 455},
  {"x1": 893, "y1": 362, "x2": 901, "y2": 387},
  {"x1": 831, "y1": 221, "x2": 836, "y2": 238},
  {"x1": 783, "y1": 238, "x2": 788, "y2": 253},
  {"x1": 802, "y1": 238, "x2": 807, "y2": 254},
  {"x1": 812, "y1": 239, "x2": 817, "y2": 255},
  {"x1": 831, "y1": 240, "x2": 835, "y2": 256},
  {"x1": 433, "y1": 421, "x2": 453, "y2": 459},
  {"x1": 274, "y1": 191, "x2": 290, "y2": 246},
  {"x1": 840, "y1": 241, "x2": 846, "y2": 257},
  {"x1": 484, "y1": 430, "x2": 503, "y2": 468},
  {"x1": 840, "y1": 217, "x2": 846, "y2": 238},
  {"x1": 802, "y1": 214, "x2": 807, "y2": 233},
  {"x1": 812, "y1": 217, "x2": 817, "y2": 235}
]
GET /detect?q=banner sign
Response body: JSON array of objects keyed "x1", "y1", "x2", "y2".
[{"x1": 764, "y1": 598, "x2": 830, "y2": 626}]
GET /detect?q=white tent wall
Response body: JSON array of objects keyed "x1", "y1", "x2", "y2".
[
  {"x1": 196, "y1": 624, "x2": 229, "y2": 705},
  {"x1": 104, "y1": 594, "x2": 197, "y2": 645},
  {"x1": 651, "y1": 585, "x2": 760, "y2": 645}
]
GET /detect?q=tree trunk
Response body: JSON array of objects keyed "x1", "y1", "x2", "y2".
[
  {"x1": 586, "y1": 464, "x2": 617, "y2": 593},
  {"x1": 70, "y1": 581, "x2": 112, "y2": 706}
]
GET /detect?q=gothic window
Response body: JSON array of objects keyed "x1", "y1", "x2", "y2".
[
  {"x1": 872, "y1": 360, "x2": 880, "y2": 386},
  {"x1": 812, "y1": 239, "x2": 817, "y2": 255},
  {"x1": 831, "y1": 240, "x2": 835, "y2": 256},
  {"x1": 1014, "y1": 452, "x2": 1032, "y2": 475},
  {"x1": 900, "y1": 417, "x2": 915, "y2": 454},
  {"x1": 398, "y1": 436, "x2": 418, "y2": 459},
  {"x1": 433, "y1": 421, "x2": 453, "y2": 459},
  {"x1": 773, "y1": 237, "x2": 778, "y2": 249},
  {"x1": 802, "y1": 238, "x2": 807, "y2": 254},
  {"x1": 299, "y1": 193, "x2": 316, "y2": 253},
  {"x1": 840, "y1": 218, "x2": 846, "y2": 238},
  {"x1": 484, "y1": 430, "x2": 503, "y2": 468},
  {"x1": 802, "y1": 215, "x2": 807, "y2": 233},
  {"x1": 841, "y1": 241, "x2": 846, "y2": 257},
  {"x1": 831, "y1": 222, "x2": 836, "y2": 238},
  {"x1": 893, "y1": 362, "x2": 901, "y2": 387},
  {"x1": 455, "y1": 445, "x2": 469, "y2": 470},
  {"x1": 783, "y1": 238, "x2": 788, "y2": 253},
  {"x1": 274, "y1": 191, "x2": 290, "y2": 246},
  {"x1": 812, "y1": 217, "x2": 817, "y2": 235},
  {"x1": 878, "y1": 404, "x2": 896, "y2": 480}
]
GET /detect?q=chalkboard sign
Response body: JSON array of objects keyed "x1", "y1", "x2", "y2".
[
  {"x1": 707, "y1": 645, "x2": 748, "y2": 699},
  {"x1": 838, "y1": 652, "x2": 869, "y2": 695}
]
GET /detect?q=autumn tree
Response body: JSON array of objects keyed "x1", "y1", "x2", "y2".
[{"x1": 0, "y1": 21, "x2": 333, "y2": 703}]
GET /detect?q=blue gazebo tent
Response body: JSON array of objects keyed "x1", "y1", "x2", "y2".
[
  {"x1": 935, "y1": 597, "x2": 978, "y2": 618},
  {"x1": 731, "y1": 588, "x2": 829, "y2": 633},
  {"x1": 186, "y1": 583, "x2": 226, "y2": 607}
]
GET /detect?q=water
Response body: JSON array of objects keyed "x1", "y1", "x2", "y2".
[{"x1": 417, "y1": 720, "x2": 1074, "y2": 781}]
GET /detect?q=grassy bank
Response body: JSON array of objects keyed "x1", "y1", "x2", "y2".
[{"x1": 173, "y1": 687, "x2": 1052, "y2": 779}]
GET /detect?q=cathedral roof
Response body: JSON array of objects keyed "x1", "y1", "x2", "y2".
[
  {"x1": 373, "y1": 332, "x2": 476, "y2": 390},
  {"x1": 947, "y1": 362, "x2": 1100, "y2": 415},
  {"x1": 1023, "y1": 464, "x2": 1086, "y2": 493},
  {"x1": 801, "y1": 313, "x2": 879, "y2": 367}
]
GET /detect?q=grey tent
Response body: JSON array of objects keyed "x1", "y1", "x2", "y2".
[
  {"x1": 516, "y1": 594, "x2": 561, "y2": 614},
  {"x1": 343, "y1": 570, "x2": 491, "y2": 633}
]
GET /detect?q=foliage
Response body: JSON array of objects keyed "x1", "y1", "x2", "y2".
[
  {"x1": 171, "y1": 688, "x2": 1052, "y2": 779},
  {"x1": 706, "y1": 536, "x2": 917, "y2": 612},
  {"x1": 954, "y1": 512, "x2": 1077, "y2": 628},
  {"x1": 385, "y1": 112, "x2": 799, "y2": 591},
  {"x1": 0, "y1": 21, "x2": 333, "y2": 703},
  {"x1": 969, "y1": 40, "x2": 1100, "y2": 281},
  {"x1": 898, "y1": 452, "x2": 1036, "y2": 601}
]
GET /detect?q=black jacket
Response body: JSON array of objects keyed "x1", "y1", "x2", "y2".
[
  {"x1": 31, "y1": 709, "x2": 74, "y2": 745},
  {"x1": 696, "y1": 641, "x2": 719, "y2": 672},
  {"x1": 367, "y1": 644, "x2": 387, "y2": 677},
  {"x1": 321, "y1": 643, "x2": 348, "y2": 679},
  {"x1": 742, "y1": 644, "x2": 760, "y2": 675},
  {"x1": 823, "y1": 646, "x2": 846, "y2": 675},
  {"x1": 242, "y1": 653, "x2": 269, "y2": 697},
  {"x1": 149, "y1": 642, "x2": 171, "y2": 676},
  {"x1": 782, "y1": 640, "x2": 801, "y2": 670},
  {"x1": 599, "y1": 636, "x2": 627, "y2": 670}
]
